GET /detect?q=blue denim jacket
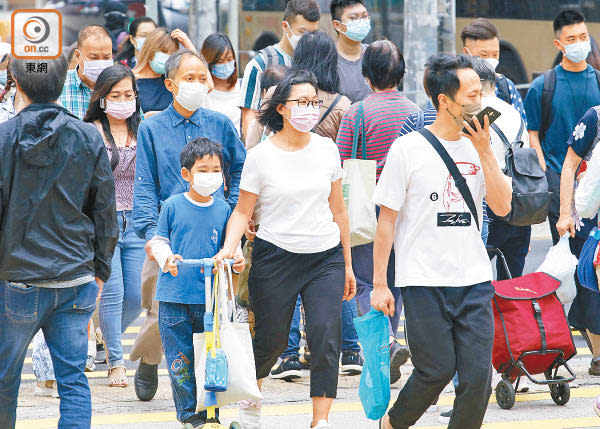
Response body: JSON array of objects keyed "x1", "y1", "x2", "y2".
[{"x1": 133, "y1": 104, "x2": 246, "y2": 241}]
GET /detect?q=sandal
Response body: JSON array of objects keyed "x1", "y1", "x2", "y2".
[{"x1": 108, "y1": 366, "x2": 128, "y2": 388}]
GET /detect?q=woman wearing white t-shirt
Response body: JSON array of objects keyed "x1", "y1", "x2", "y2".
[
  {"x1": 216, "y1": 70, "x2": 356, "y2": 429},
  {"x1": 201, "y1": 33, "x2": 242, "y2": 135}
]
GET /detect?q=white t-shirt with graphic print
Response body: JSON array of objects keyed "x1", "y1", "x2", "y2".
[
  {"x1": 373, "y1": 128, "x2": 493, "y2": 288},
  {"x1": 240, "y1": 132, "x2": 344, "y2": 254}
]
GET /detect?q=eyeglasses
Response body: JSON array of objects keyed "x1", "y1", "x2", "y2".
[{"x1": 285, "y1": 99, "x2": 323, "y2": 108}]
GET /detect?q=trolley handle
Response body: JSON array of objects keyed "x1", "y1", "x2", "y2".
[{"x1": 176, "y1": 258, "x2": 235, "y2": 268}]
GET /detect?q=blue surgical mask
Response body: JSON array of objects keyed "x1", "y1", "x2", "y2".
[
  {"x1": 0, "y1": 70, "x2": 7, "y2": 86},
  {"x1": 134, "y1": 37, "x2": 145, "y2": 52},
  {"x1": 150, "y1": 51, "x2": 170, "y2": 75},
  {"x1": 561, "y1": 40, "x2": 591, "y2": 64},
  {"x1": 211, "y1": 60, "x2": 235, "y2": 80},
  {"x1": 343, "y1": 18, "x2": 371, "y2": 42}
]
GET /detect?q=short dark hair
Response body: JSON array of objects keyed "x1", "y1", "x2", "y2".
[
  {"x1": 292, "y1": 31, "x2": 340, "y2": 93},
  {"x1": 12, "y1": 57, "x2": 67, "y2": 104},
  {"x1": 259, "y1": 69, "x2": 318, "y2": 133},
  {"x1": 362, "y1": 39, "x2": 405, "y2": 90},
  {"x1": 425, "y1": 54, "x2": 474, "y2": 110},
  {"x1": 460, "y1": 18, "x2": 499, "y2": 45},
  {"x1": 554, "y1": 9, "x2": 586, "y2": 35},
  {"x1": 260, "y1": 65, "x2": 289, "y2": 94},
  {"x1": 77, "y1": 24, "x2": 111, "y2": 47},
  {"x1": 329, "y1": 0, "x2": 366, "y2": 22},
  {"x1": 165, "y1": 48, "x2": 207, "y2": 80},
  {"x1": 471, "y1": 57, "x2": 496, "y2": 87},
  {"x1": 180, "y1": 137, "x2": 223, "y2": 171},
  {"x1": 284, "y1": 0, "x2": 320, "y2": 23}
]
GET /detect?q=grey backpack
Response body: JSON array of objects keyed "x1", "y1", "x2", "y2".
[{"x1": 491, "y1": 121, "x2": 552, "y2": 226}]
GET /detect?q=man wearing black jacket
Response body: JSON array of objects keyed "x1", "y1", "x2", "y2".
[{"x1": 0, "y1": 55, "x2": 118, "y2": 429}]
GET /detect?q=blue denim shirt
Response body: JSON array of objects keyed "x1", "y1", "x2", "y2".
[{"x1": 133, "y1": 104, "x2": 246, "y2": 241}]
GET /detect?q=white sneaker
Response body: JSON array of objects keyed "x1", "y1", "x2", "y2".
[
  {"x1": 311, "y1": 420, "x2": 330, "y2": 428},
  {"x1": 239, "y1": 399, "x2": 261, "y2": 429},
  {"x1": 34, "y1": 384, "x2": 59, "y2": 398}
]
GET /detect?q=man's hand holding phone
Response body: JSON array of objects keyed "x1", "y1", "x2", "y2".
[{"x1": 461, "y1": 112, "x2": 492, "y2": 154}]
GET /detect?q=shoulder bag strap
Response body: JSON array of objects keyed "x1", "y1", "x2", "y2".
[
  {"x1": 490, "y1": 123, "x2": 511, "y2": 149},
  {"x1": 313, "y1": 94, "x2": 342, "y2": 130},
  {"x1": 351, "y1": 101, "x2": 367, "y2": 160},
  {"x1": 418, "y1": 128, "x2": 480, "y2": 230}
]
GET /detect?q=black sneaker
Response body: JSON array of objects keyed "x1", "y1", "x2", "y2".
[
  {"x1": 438, "y1": 409, "x2": 453, "y2": 424},
  {"x1": 389, "y1": 341, "x2": 410, "y2": 384},
  {"x1": 340, "y1": 350, "x2": 363, "y2": 375},
  {"x1": 270, "y1": 355, "x2": 302, "y2": 381}
]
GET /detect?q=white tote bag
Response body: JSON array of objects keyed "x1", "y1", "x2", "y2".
[
  {"x1": 195, "y1": 264, "x2": 262, "y2": 411},
  {"x1": 343, "y1": 101, "x2": 377, "y2": 247}
]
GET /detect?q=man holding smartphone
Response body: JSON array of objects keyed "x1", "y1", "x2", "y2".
[{"x1": 373, "y1": 54, "x2": 512, "y2": 429}]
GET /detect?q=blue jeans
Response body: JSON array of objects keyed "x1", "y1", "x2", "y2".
[
  {"x1": 0, "y1": 280, "x2": 97, "y2": 429},
  {"x1": 99, "y1": 210, "x2": 145, "y2": 368},
  {"x1": 281, "y1": 295, "x2": 361, "y2": 357},
  {"x1": 281, "y1": 295, "x2": 302, "y2": 358},
  {"x1": 353, "y1": 242, "x2": 402, "y2": 337},
  {"x1": 158, "y1": 301, "x2": 206, "y2": 423}
]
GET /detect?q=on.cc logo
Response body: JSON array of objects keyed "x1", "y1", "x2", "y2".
[{"x1": 22, "y1": 16, "x2": 50, "y2": 44}]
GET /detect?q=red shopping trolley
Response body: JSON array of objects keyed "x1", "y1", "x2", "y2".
[{"x1": 488, "y1": 247, "x2": 577, "y2": 410}]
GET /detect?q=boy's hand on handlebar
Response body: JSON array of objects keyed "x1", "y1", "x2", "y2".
[{"x1": 165, "y1": 254, "x2": 183, "y2": 276}]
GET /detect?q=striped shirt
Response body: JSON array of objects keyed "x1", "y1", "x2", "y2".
[
  {"x1": 59, "y1": 68, "x2": 92, "y2": 120},
  {"x1": 239, "y1": 44, "x2": 291, "y2": 111},
  {"x1": 398, "y1": 106, "x2": 437, "y2": 136},
  {"x1": 336, "y1": 90, "x2": 421, "y2": 179}
]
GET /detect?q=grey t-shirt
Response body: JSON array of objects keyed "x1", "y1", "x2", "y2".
[{"x1": 337, "y1": 44, "x2": 373, "y2": 103}]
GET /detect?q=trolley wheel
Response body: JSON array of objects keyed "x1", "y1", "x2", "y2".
[
  {"x1": 496, "y1": 379, "x2": 516, "y2": 410},
  {"x1": 229, "y1": 423, "x2": 242, "y2": 429},
  {"x1": 550, "y1": 377, "x2": 570, "y2": 406}
]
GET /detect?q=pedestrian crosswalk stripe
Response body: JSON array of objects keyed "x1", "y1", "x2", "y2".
[
  {"x1": 16, "y1": 386, "x2": 600, "y2": 428},
  {"x1": 21, "y1": 368, "x2": 169, "y2": 381}
]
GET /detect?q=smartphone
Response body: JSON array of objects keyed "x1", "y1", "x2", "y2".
[{"x1": 462, "y1": 106, "x2": 501, "y2": 135}]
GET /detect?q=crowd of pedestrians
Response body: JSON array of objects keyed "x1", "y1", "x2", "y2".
[{"x1": 3, "y1": 1, "x2": 600, "y2": 429}]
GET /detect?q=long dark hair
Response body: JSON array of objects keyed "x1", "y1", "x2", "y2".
[
  {"x1": 84, "y1": 64, "x2": 140, "y2": 170},
  {"x1": 115, "y1": 17, "x2": 157, "y2": 65},
  {"x1": 258, "y1": 69, "x2": 318, "y2": 133},
  {"x1": 201, "y1": 32, "x2": 238, "y2": 89},
  {"x1": 292, "y1": 31, "x2": 340, "y2": 94}
]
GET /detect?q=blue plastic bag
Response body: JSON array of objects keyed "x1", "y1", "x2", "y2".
[{"x1": 353, "y1": 308, "x2": 390, "y2": 420}]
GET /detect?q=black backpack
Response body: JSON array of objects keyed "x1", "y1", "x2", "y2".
[
  {"x1": 539, "y1": 68, "x2": 600, "y2": 141},
  {"x1": 491, "y1": 121, "x2": 552, "y2": 226}
]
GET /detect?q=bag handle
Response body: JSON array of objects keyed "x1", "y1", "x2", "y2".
[
  {"x1": 313, "y1": 94, "x2": 342, "y2": 131},
  {"x1": 212, "y1": 265, "x2": 222, "y2": 349},
  {"x1": 418, "y1": 128, "x2": 480, "y2": 231},
  {"x1": 351, "y1": 101, "x2": 367, "y2": 160},
  {"x1": 225, "y1": 262, "x2": 239, "y2": 322}
]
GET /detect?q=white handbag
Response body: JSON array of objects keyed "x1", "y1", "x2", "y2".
[
  {"x1": 343, "y1": 101, "x2": 377, "y2": 247},
  {"x1": 194, "y1": 263, "x2": 262, "y2": 411}
]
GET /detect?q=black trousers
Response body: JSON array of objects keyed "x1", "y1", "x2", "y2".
[
  {"x1": 487, "y1": 214, "x2": 531, "y2": 280},
  {"x1": 388, "y1": 282, "x2": 495, "y2": 429},
  {"x1": 248, "y1": 238, "x2": 345, "y2": 398}
]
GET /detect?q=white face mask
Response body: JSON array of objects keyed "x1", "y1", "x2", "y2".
[
  {"x1": 483, "y1": 57, "x2": 499, "y2": 71},
  {"x1": 285, "y1": 23, "x2": 301, "y2": 50},
  {"x1": 134, "y1": 37, "x2": 145, "y2": 52},
  {"x1": 83, "y1": 59, "x2": 113, "y2": 82},
  {"x1": 192, "y1": 172, "x2": 223, "y2": 197},
  {"x1": 174, "y1": 81, "x2": 209, "y2": 112}
]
